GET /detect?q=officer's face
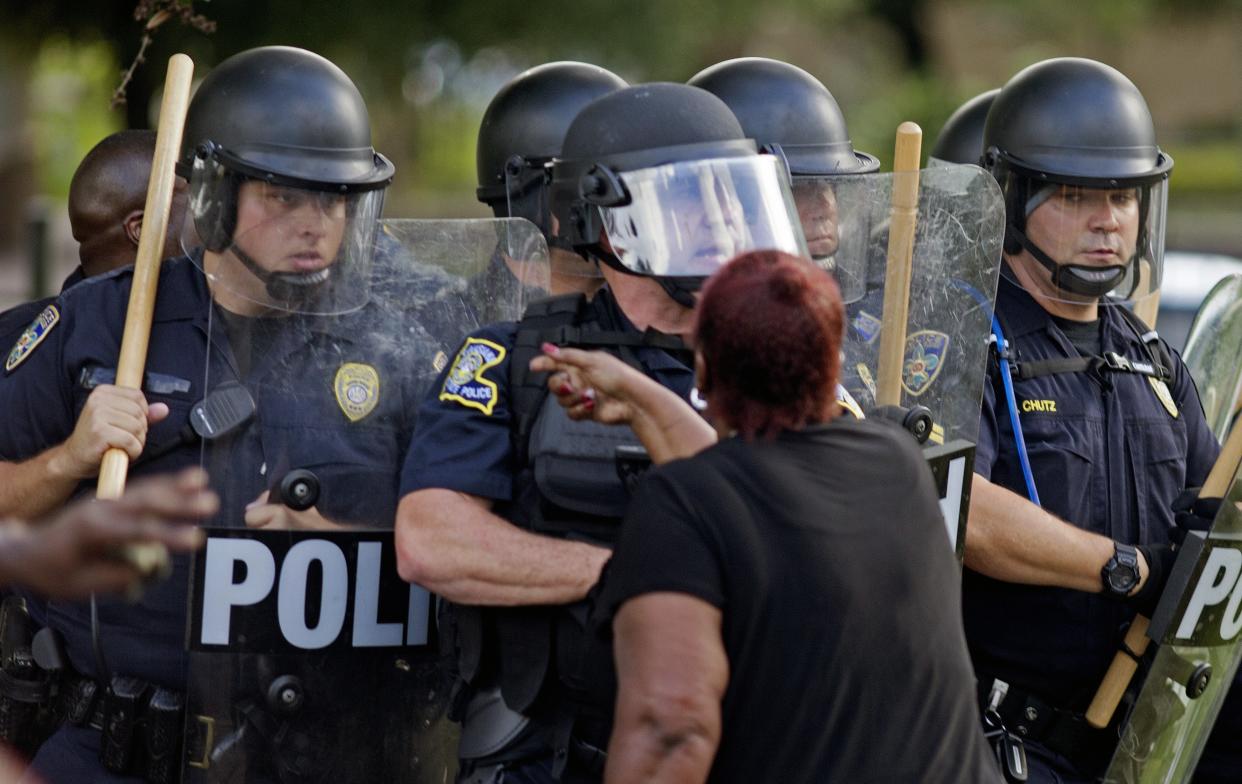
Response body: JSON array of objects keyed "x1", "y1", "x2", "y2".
[
  {"x1": 667, "y1": 178, "x2": 747, "y2": 273},
  {"x1": 792, "y1": 181, "x2": 839, "y2": 259},
  {"x1": 1023, "y1": 185, "x2": 1140, "y2": 271},
  {"x1": 232, "y1": 181, "x2": 348, "y2": 273}
]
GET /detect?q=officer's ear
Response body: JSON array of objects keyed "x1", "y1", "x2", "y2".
[{"x1": 123, "y1": 209, "x2": 145, "y2": 248}]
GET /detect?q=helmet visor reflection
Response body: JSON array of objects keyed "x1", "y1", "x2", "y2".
[{"x1": 600, "y1": 156, "x2": 807, "y2": 278}]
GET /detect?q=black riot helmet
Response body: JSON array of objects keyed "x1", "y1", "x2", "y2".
[
  {"x1": 929, "y1": 88, "x2": 999, "y2": 166},
  {"x1": 983, "y1": 58, "x2": 1172, "y2": 303},
  {"x1": 549, "y1": 83, "x2": 806, "y2": 306},
  {"x1": 181, "y1": 46, "x2": 395, "y2": 313},
  {"x1": 687, "y1": 57, "x2": 877, "y2": 301},
  {"x1": 476, "y1": 61, "x2": 627, "y2": 237},
  {"x1": 687, "y1": 57, "x2": 879, "y2": 176}
]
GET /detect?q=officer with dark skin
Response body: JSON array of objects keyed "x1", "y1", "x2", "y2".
[
  {"x1": 0, "y1": 129, "x2": 189, "y2": 346},
  {"x1": 68, "y1": 129, "x2": 189, "y2": 281},
  {"x1": 0, "y1": 130, "x2": 189, "y2": 522},
  {"x1": 962, "y1": 58, "x2": 1220, "y2": 782},
  {"x1": 396, "y1": 83, "x2": 807, "y2": 783},
  {"x1": 0, "y1": 46, "x2": 421, "y2": 782}
]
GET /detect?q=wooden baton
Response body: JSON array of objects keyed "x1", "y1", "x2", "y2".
[
  {"x1": 1085, "y1": 417, "x2": 1242, "y2": 728},
  {"x1": 96, "y1": 53, "x2": 194, "y2": 577},
  {"x1": 875, "y1": 122, "x2": 923, "y2": 406},
  {"x1": 1133, "y1": 259, "x2": 1160, "y2": 328}
]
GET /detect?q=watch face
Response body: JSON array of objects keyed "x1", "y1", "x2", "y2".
[{"x1": 1108, "y1": 563, "x2": 1140, "y2": 594}]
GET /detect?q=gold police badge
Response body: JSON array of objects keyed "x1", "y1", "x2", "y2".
[
  {"x1": 1148, "y1": 376, "x2": 1179, "y2": 419},
  {"x1": 334, "y1": 363, "x2": 380, "y2": 422}
]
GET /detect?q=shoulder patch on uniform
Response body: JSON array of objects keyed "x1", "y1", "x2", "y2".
[
  {"x1": 1149, "y1": 377, "x2": 1180, "y2": 419},
  {"x1": 439, "y1": 337, "x2": 506, "y2": 415},
  {"x1": 5, "y1": 305, "x2": 59, "y2": 373},
  {"x1": 902, "y1": 330, "x2": 950, "y2": 397},
  {"x1": 334, "y1": 363, "x2": 380, "y2": 422},
  {"x1": 852, "y1": 310, "x2": 882, "y2": 345}
]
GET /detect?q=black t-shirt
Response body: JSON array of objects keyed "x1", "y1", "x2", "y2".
[
  {"x1": 1051, "y1": 314, "x2": 1102, "y2": 357},
  {"x1": 598, "y1": 417, "x2": 1000, "y2": 784}
]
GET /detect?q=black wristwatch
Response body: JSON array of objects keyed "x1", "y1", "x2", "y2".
[{"x1": 1101, "y1": 542, "x2": 1141, "y2": 598}]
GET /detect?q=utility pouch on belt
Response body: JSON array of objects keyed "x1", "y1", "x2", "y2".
[
  {"x1": 0, "y1": 596, "x2": 51, "y2": 749},
  {"x1": 100, "y1": 675, "x2": 151, "y2": 773},
  {"x1": 143, "y1": 688, "x2": 184, "y2": 784}
]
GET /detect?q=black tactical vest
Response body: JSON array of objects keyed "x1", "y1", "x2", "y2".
[{"x1": 456, "y1": 293, "x2": 688, "y2": 718}]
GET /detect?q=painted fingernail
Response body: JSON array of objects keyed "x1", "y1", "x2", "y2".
[
  {"x1": 542, "y1": 342, "x2": 559, "y2": 355},
  {"x1": 583, "y1": 399, "x2": 595, "y2": 411},
  {"x1": 558, "y1": 383, "x2": 574, "y2": 396},
  {"x1": 583, "y1": 388, "x2": 596, "y2": 401}
]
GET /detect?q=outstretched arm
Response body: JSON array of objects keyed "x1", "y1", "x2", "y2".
[{"x1": 529, "y1": 344, "x2": 716, "y2": 464}]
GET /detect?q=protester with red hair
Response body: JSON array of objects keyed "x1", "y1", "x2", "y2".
[{"x1": 532, "y1": 249, "x2": 998, "y2": 784}]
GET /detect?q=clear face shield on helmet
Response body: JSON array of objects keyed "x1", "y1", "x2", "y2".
[
  {"x1": 495, "y1": 156, "x2": 604, "y2": 294},
  {"x1": 596, "y1": 155, "x2": 808, "y2": 280},
  {"x1": 790, "y1": 175, "x2": 872, "y2": 304},
  {"x1": 1003, "y1": 176, "x2": 1169, "y2": 306},
  {"x1": 186, "y1": 149, "x2": 386, "y2": 315}
]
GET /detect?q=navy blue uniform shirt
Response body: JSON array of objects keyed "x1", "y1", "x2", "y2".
[
  {"x1": 963, "y1": 275, "x2": 1220, "y2": 708},
  {"x1": 403, "y1": 286, "x2": 695, "y2": 502},
  {"x1": 0, "y1": 266, "x2": 87, "y2": 350},
  {"x1": 0, "y1": 255, "x2": 435, "y2": 694}
]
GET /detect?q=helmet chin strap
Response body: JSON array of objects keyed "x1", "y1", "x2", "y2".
[
  {"x1": 656, "y1": 276, "x2": 703, "y2": 308},
  {"x1": 587, "y1": 247, "x2": 702, "y2": 308},
  {"x1": 1007, "y1": 220, "x2": 1128, "y2": 299},
  {"x1": 231, "y1": 243, "x2": 331, "y2": 307}
]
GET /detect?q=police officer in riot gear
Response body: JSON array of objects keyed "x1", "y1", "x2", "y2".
[
  {"x1": 929, "y1": 89, "x2": 999, "y2": 167},
  {"x1": 475, "y1": 61, "x2": 626, "y2": 260},
  {"x1": 688, "y1": 56, "x2": 878, "y2": 293},
  {"x1": 396, "y1": 82, "x2": 806, "y2": 783},
  {"x1": 393, "y1": 61, "x2": 627, "y2": 361},
  {"x1": 687, "y1": 57, "x2": 873, "y2": 419},
  {"x1": 407, "y1": 61, "x2": 631, "y2": 361},
  {"x1": 184, "y1": 48, "x2": 393, "y2": 318},
  {"x1": 963, "y1": 58, "x2": 1220, "y2": 783},
  {"x1": 0, "y1": 46, "x2": 446, "y2": 782}
]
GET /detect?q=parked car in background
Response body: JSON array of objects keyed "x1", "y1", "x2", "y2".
[{"x1": 1153, "y1": 251, "x2": 1242, "y2": 353}]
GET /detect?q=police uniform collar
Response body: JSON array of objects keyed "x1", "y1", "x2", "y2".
[
  {"x1": 152, "y1": 254, "x2": 213, "y2": 324},
  {"x1": 59, "y1": 266, "x2": 86, "y2": 292},
  {"x1": 593, "y1": 286, "x2": 693, "y2": 374},
  {"x1": 1097, "y1": 297, "x2": 1150, "y2": 353},
  {"x1": 995, "y1": 269, "x2": 1055, "y2": 339}
]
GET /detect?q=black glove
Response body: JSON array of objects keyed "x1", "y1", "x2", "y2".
[
  {"x1": 1170, "y1": 487, "x2": 1222, "y2": 546},
  {"x1": 1131, "y1": 543, "x2": 1177, "y2": 617}
]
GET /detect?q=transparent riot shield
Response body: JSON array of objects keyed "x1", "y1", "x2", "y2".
[
  {"x1": 183, "y1": 218, "x2": 549, "y2": 783},
  {"x1": 1182, "y1": 274, "x2": 1242, "y2": 442},
  {"x1": 837, "y1": 164, "x2": 1005, "y2": 556},
  {"x1": 1103, "y1": 465, "x2": 1242, "y2": 783},
  {"x1": 839, "y1": 164, "x2": 1004, "y2": 440}
]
